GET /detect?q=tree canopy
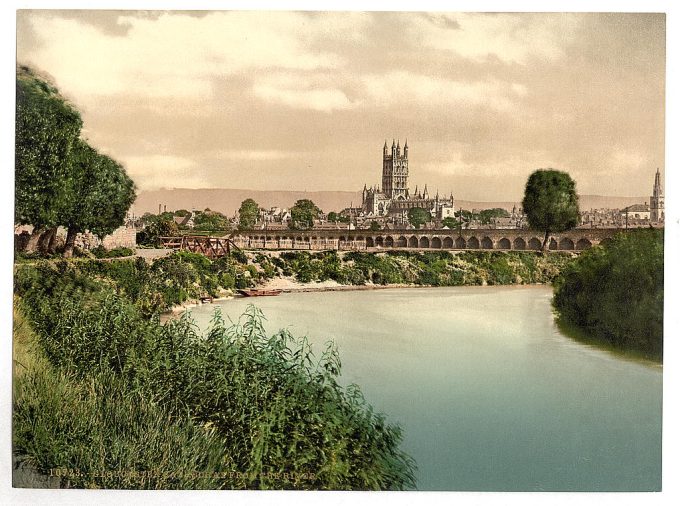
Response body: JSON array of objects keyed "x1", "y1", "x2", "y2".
[
  {"x1": 521, "y1": 169, "x2": 579, "y2": 250},
  {"x1": 16, "y1": 64, "x2": 136, "y2": 255},
  {"x1": 553, "y1": 229, "x2": 663, "y2": 360},
  {"x1": 407, "y1": 207, "x2": 430, "y2": 229},
  {"x1": 16, "y1": 65, "x2": 83, "y2": 231},
  {"x1": 290, "y1": 199, "x2": 321, "y2": 230},
  {"x1": 238, "y1": 199, "x2": 259, "y2": 230}
]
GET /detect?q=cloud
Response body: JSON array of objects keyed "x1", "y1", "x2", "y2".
[
  {"x1": 361, "y1": 71, "x2": 526, "y2": 111},
  {"x1": 24, "y1": 11, "x2": 357, "y2": 101},
  {"x1": 119, "y1": 155, "x2": 208, "y2": 190},
  {"x1": 410, "y1": 13, "x2": 579, "y2": 64},
  {"x1": 252, "y1": 73, "x2": 352, "y2": 112}
]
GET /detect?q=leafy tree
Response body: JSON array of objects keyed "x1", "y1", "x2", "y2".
[
  {"x1": 174, "y1": 209, "x2": 191, "y2": 217},
  {"x1": 238, "y1": 199, "x2": 259, "y2": 230},
  {"x1": 15, "y1": 65, "x2": 83, "y2": 252},
  {"x1": 369, "y1": 221, "x2": 381, "y2": 231},
  {"x1": 61, "y1": 140, "x2": 136, "y2": 257},
  {"x1": 553, "y1": 229, "x2": 663, "y2": 360},
  {"x1": 479, "y1": 208, "x2": 510, "y2": 224},
  {"x1": 137, "y1": 215, "x2": 179, "y2": 247},
  {"x1": 407, "y1": 207, "x2": 430, "y2": 229},
  {"x1": 327, "y1": 211, "x2": 339, "y2": 222},
  {"x1": 193, "y1": 210, "x2": 231, "y2": 232},
  {"x1": 290, "y1": 199, "x2": 321, "y2": 230},
  {"x1": 441, "y1": 217, "x2": 457, "y2": 229},
  {"x1": 521, "y1": 169, "x2": 579, "y2": 251}
]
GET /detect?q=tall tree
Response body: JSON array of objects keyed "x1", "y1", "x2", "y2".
[
  {"x1": 15, "y1": 65, "x2": 83, "y2": 252},
  {"x1": 290, "y1": 199, "x2": 321, "y2": 230},
  {"x1": 521, "y1": 169, "x2": 580, "y2": 251},
  {"x1": 61, "y1": 139, "x2": 136, "y2": 257},
  {"x1": 407, "y1": 207, "x2": 430, "y2": 229},
  {"x1": 238, "y1": 199, "x2": 259, "y2": 230}
]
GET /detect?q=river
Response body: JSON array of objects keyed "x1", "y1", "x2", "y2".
[{"x1": 185, "y1": 285, "x2": 662, "y2": 491}]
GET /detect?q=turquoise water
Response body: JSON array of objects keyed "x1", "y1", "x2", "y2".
[{"x1": 185, "y1": 286, "x2": 662, "y2": 491}]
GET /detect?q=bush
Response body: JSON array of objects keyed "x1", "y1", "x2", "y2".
[
  {"x1": 553, "y1": 229, "x2": 663, "y2": 360},
  {"x1": 14, "y1": 265, "x2": 417, "y2": 490}
]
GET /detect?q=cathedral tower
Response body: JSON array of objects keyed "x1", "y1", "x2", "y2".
[
  {"x1": 382, "y1": 139, "x2": 409, "y2": 199},
  {"x1": 650, "y1": 168, "x2": 664, "y2": 222}
]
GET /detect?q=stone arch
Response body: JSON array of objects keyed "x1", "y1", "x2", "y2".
[
  {"x1": 443, "y1": 237, "x2": 454, "y2": 249},
  {"x1": 419, "y1": 236, "x2": 430, "y2": 248},
  {"x1": 376, "y1": 236, "x2": 384, "y2": 247},
  {"x1": 576, "y1": 238, "x2": 592, "y2": 250},
  {"x1": 559, "y1": 238, "x2": 575, "y2": 250},
  {"x1": 498, "y1": 238, "x2": 511, "y2": 250},
  {"x1": 549, "y1": 238, "x2": 558, "y2": 250},
  {"x1": 528, "y1": 237, "x2": 542, "y2": 250},
  {"x1": 397, "y1": 236, "x2": 407, "y2": 247},
  {"x1": 339, "y1": 236, "x2": 346, "y2": 242},
  {"x1": 455, "y1": 237, "x2": 466, "y2": 249},
  {"x1": 467, "y1": 237, "x2": 480, "y2": 249},
  {"x1": 431, "y1": 237, "x2": 442, "y2": 249},
  {"x1": 366, "y1": 237, "x2": 375, "y2": 247},
  {"x1": 296, "y1": 236, "x2": 303, "y2": 242},
  {"x1": 513, "y1": 237, "x2": 526, "y2": 250},
  {"x1": 481, "y1": 237, "x2": 494, "y2": 249},
  {"x1": 408, "y1": 236, "x2": 418, "y2": 248},
  {"x1": 385, "y1": 236, "x2": 394, "y2": 247}
]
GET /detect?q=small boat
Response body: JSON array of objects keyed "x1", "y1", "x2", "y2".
[{"x1": 237, "y1": 288, "x2": 282, "y2": 297}]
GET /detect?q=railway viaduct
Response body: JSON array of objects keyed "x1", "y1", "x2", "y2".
[{"x1": 230, "y1": 228, "x2": 624, "y2": 252}]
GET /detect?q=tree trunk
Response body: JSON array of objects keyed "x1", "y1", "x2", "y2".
[
  {"x1": 541, "y1": 230, "x2": 551, "y2": 253},
  {"x1": 24, "y1": 226, "x2": 45, "y2": 254},
  {"x1": 37, "y1": 227, "x2": 58, "y2": 254},
  {"x1": 63, "y1": 227, "x2": 78, "y2": 258}
]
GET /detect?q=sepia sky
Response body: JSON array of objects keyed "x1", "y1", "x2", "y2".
[{"x1": 16, "y1": 10, "x2": 666, "y2": 200}]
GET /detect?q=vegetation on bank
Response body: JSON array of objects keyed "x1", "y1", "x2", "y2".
[
  {"x1": 270, "y1": 250, "x2": 574, "y2": 286},
  {"x1": 13, "y1": 262, "x2": 416, "y2": 490},
  {"x1": 553, "y1": 229, "x2": 663, "y2": 361}
]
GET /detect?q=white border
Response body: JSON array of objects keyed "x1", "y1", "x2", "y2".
[{"x1": 2, "y1": 2, "x2": 678, "y2": 506}]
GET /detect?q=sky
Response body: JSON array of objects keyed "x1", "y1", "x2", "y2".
[{"x1": 16, "y1": 10, "x2": 666, "y2": 200}]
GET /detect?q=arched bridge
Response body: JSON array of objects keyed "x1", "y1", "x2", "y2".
[{"x1": 230, "y1": 228, "x2": 624, "y2": 252}]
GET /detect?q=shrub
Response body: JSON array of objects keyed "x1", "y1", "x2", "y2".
[
  {"x1": 14, "y1": 265, "x2": 417, "y2": 490},
  {"x1": 553, "y1": 229, "x2": 663, "y2": 360}
]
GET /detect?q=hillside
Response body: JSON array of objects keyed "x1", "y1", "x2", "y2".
[{"x1": 133, "y1": 188, "x2": 648, "y2": 216}]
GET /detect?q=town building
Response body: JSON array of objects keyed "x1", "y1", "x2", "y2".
[{"x1": 361, "y1": 140, "x2": 455, "y2": 224}]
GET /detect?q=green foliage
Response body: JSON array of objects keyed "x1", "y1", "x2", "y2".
[
  {"x1": 14, "y1": 266, "x2": 416, "y2": 490},
  {"x1": 137, "y1": 215, "x2": 179, "y2": 247},
  {"x1": 553, "y1": 229, "x2": 663, "y2": 360},
  {"x1": 407, "y1": 207, "x2": 430, "y2": 229},
  {"x1": 91, "y1": 246, "x2": 135, "y2": 258},
  {"x1": 60, "y1": 139, "x2": 136, "y2": 246},
  {"x1": 441, "y1": 217, "x2": 458, "y2": 229},
  {"x1": 238, "y1": 199, "x2": 260, "y2": 230},
  {"x1": 193, "y1": 210, "x2": 231, "y2": 232},
  {"x1": 369, "y1": 221, "x2": 382, "y2": 231},
  {"x1": 522, "y1": 169, "x2": 580, "y2": 247},
  {"x1": 478, "y1": 208, "x2": 510, "y2": 225},
  {"x1": 290, "y1": 199, "x2": 321, "y2": 230},
  {"x1": 15, "y1": 65, "x2": 83, "y2": 229}
]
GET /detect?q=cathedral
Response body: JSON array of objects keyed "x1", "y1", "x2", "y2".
[{"x1": 361, "y1": 140, "x2": 455, "y2": 222}]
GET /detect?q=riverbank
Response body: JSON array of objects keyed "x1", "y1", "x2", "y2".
[{"x1": 13, "y1": 262, "x2": 417, "y2": 490}]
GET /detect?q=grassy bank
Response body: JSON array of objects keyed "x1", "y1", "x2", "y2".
[
  {"x1": 553, "y1": 229, "x2": 663, "y2": 362},
  {"x1": 13, "y1": 262, "x2": 416, "y2": 489}
]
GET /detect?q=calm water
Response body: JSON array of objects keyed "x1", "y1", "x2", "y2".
[{"x1": 186, "y1": 286, "x2": 662, "y2": 491}]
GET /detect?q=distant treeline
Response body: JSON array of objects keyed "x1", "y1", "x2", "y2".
[{"x1": 553, "y1": 229, "x2": 663, "y2": 361}]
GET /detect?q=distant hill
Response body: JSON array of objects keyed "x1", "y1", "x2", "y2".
[{"x1": 133, "y1": 188, "x2": 648, "y2": 216}]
